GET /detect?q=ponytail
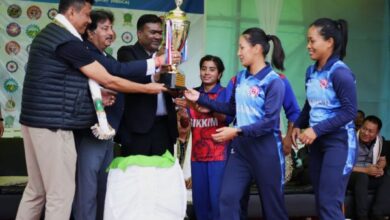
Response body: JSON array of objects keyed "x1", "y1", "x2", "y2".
[
  {"x1": 242, "y1": 28, "x2": 286, "y2": 71},
  {"x1": 337, "y1": 19, "x2": 348, "y2": 60},
  {"x1": 267, "y1": 34, "x2": 285, "y2": 71}
]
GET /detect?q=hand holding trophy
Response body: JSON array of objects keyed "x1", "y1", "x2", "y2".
[{"x1": 159, "y1": 0, "x2": 190, "y2": 90}]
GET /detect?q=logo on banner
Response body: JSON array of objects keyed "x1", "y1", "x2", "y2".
[
  {"x1": 47, "y1": 8, "x2": 58, "y2": 20},
  {"x1": 6, "y1": 61, "x2": 18, "y2": 73},
  {"x1": 6, "y1": 22, "x2": 21, "y2": 37},
  {"x1": 26, "y1": 24, "x2": 40, "y2": 39},
  {"x1": 3, "y1": 78, "x2": 19, "y2": 94},
  {"x1": 7, "y1": 4, "x2": 22, "y2": 18},
  {"x1": 4, "y1": 115, "x2": 15, "y2": 128},
  {"x1": 5, "y1": 41, "x2": 21, "y2": 55},
  {"x1": 27, "y1": 5, "x2": 42, "y2": 20},
  {"x1": 4, "y1": 99, "x2": 16, "y2": 112},
  {"x1": 121, "y1": 32, "x2": 133, "y2": 44},
  {"x1": 123, "y1": 13, "x2": 133, "y2": 26}
]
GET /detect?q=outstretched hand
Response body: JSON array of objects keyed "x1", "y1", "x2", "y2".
[
  {"x1": 145, "y1": 83, "x2": 167, "y2": 94},
  {"x1": 184, "y1": 89, "x2": 200, "y2": 102}
]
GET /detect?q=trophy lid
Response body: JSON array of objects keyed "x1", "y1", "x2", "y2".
[{"x1": 166, "y1": 0, "x2": 188, "y2": 20}]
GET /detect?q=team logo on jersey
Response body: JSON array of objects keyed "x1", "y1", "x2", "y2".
[
  {"x1": 26, "y1": 24, "x2": 40, "y2": 39},
  {"x1": 6, "y1": 61, "x2": 18, "y2": 73},
  {"x1": 248, "y1": 86, "x2": 260, "y2": 97},
  {"x1": 3, "y1": 78, "x2": 19, "y2": 93},
  {"x1": 27, "y1": 5, "x2": 42, "y2": 20},
  {"x1": 6, "y1": 22, "x2": 21, "y2": 37},
  {"x1": 121, "y1": 32, "x2": 133, "y2": 44},
  {"x1": 7, "y1": 4, "x2": 22, "y2": 18},
  {"x1": 319, "y1": 79, "x2": 328, "y2": 89},
  {"x1": 5, "y1": 41, "x2": 21, "y2": 55},
  {"x1": 47, "y1": 8, "x2": 58, "y2": 20}
]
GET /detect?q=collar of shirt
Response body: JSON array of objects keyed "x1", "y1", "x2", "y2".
[
  {"x1": 198, "y1": 83, "x2": 222, "y2": 94},
  {"x1": 54, "y1": 14, "x2": 83, "y2": 41},
  {"x1": 312, "y1": 54, "x2": 340, "y2": 72},
  {"x1": 359, "y1": 139, "x2": 376, "y2": 150},
  {"x1": 245, "y1": 62, "x2": 273, "y2": 81}
]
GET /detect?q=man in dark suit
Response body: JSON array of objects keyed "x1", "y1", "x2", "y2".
[{"x1": 117, "y1": 14, "x2": 178, "y2": 156}]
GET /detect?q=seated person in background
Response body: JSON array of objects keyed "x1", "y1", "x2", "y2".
[
  {"x1": 355, "y1": 109, "x2": 365, "y2": 131},
  {"x1": 348, "y1": 115, "x2": 390, "y2": 220}
]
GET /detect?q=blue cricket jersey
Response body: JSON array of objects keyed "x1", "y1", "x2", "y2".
[{"x1": 294, "y1": 56, "x2": 358, "y2": 174}]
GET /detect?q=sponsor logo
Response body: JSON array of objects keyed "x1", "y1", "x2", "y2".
[
  {"x1": 26, "y1": 24, "x2": 40, "y2": 39},
  {"x1": 3, "y1": 78, "x2": 19, "y2": 93},
  {"x1": 27, "y1": 5, "x2": 42, "y2": 20},
  {"x1": 7, "y1": 4, "x2": 22, "y2": 18},
  {"x1": 121, "y1": 32, "x2": 133, "y2": 44},
  {"x1": 4, "y1": 115, "x2": 15, "y2": 128},
  {"x1": 123, "y1": 13, "x2": 132, "y2": 26},
  {"x1": 236, "y1": 104, "x2": 261, "y2": 116},
  {"x1": 6, "y1": 22, "x2": 21, "y2": 37},
  {"x1": 6, "y1": 61, "x2": 18, "y2": 73},
  {"x1": 4, "y1": 99, "x2": 16, "y2": 112},
  {"x1": 5, "y1": 41, "x2": 21, "y2": 55},
  {"x1": 47, "y1": 8, "x2": 58, "y2": 20}
]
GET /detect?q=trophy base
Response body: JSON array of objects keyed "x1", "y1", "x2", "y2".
[{"x1": 159, "y1": 71, "x2": 186, "y2": 90}]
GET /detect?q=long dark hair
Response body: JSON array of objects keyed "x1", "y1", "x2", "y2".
[
  {"x1": 310, "y1": 18, "x2": 348, "y2": 60},
  {"x1": 242, "y1": 27, "x2": 285, "y2": 71}
]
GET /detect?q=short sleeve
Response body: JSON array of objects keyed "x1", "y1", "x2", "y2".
[{"x1": 56, "y1": 41, "x2": 95, "y2": 69}]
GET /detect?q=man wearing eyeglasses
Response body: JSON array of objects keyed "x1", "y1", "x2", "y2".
[{"x1": 348, "y1": 115, "x2": 390, "y2": 220}]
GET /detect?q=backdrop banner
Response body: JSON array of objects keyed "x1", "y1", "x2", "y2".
[{"x1": 0, "y1": 0, "x2": 205, "y2": 137}]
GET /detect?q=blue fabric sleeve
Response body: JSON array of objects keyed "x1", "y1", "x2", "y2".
[
  {"x1": 240, "y1": 78, "x2": 285, "y2": 137},
  {"x1": 90, "y1": 52, "x2": 148, "y2": 80},
  {"x1": 56, "y1": 41, "x2": 95, "y2": 69},
  {"x1": 197, "y1": 87, "x2": 236, "y2": 117},
  {"x1": 221, "y1": 79, "x2": 236, "y2": 124},
  {"x1": 312, "y1": 67, "x2": 357, "y2": 136},
  {"x1": 294, "y1": 100, "x2": 311, "y2": 129},
  {"x1": 281, "y1": 77, "x2": 301, "y2": 123}
]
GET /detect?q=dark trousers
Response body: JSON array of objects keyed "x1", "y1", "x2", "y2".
[
  {"x1": 73, "y1": 129, "x2": 114, "y2": 220},
  {"x1": 121, "y1": 116, "x2": 174, "y2": 156},
  {"x1": 219, "y1": 135, "x2": 288, "y2": 220},
  {"x1": 191, "y1": 161, "x2": 226, "y2": 220},
  {"x1": 309, "y1": 130, "x2": 356, "y2": 220},
  {"x1": 348, "y1": 172, "x2": 390, "y2": 219}
]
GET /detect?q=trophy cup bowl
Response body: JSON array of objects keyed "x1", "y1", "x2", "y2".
[{"x1": 159, "y1": 0, "x2": 190, "y2": 90}]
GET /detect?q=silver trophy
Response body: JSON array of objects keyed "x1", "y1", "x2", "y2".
[{"x1": 159, "y1": 0, "x2": 190, "y2": 90}]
